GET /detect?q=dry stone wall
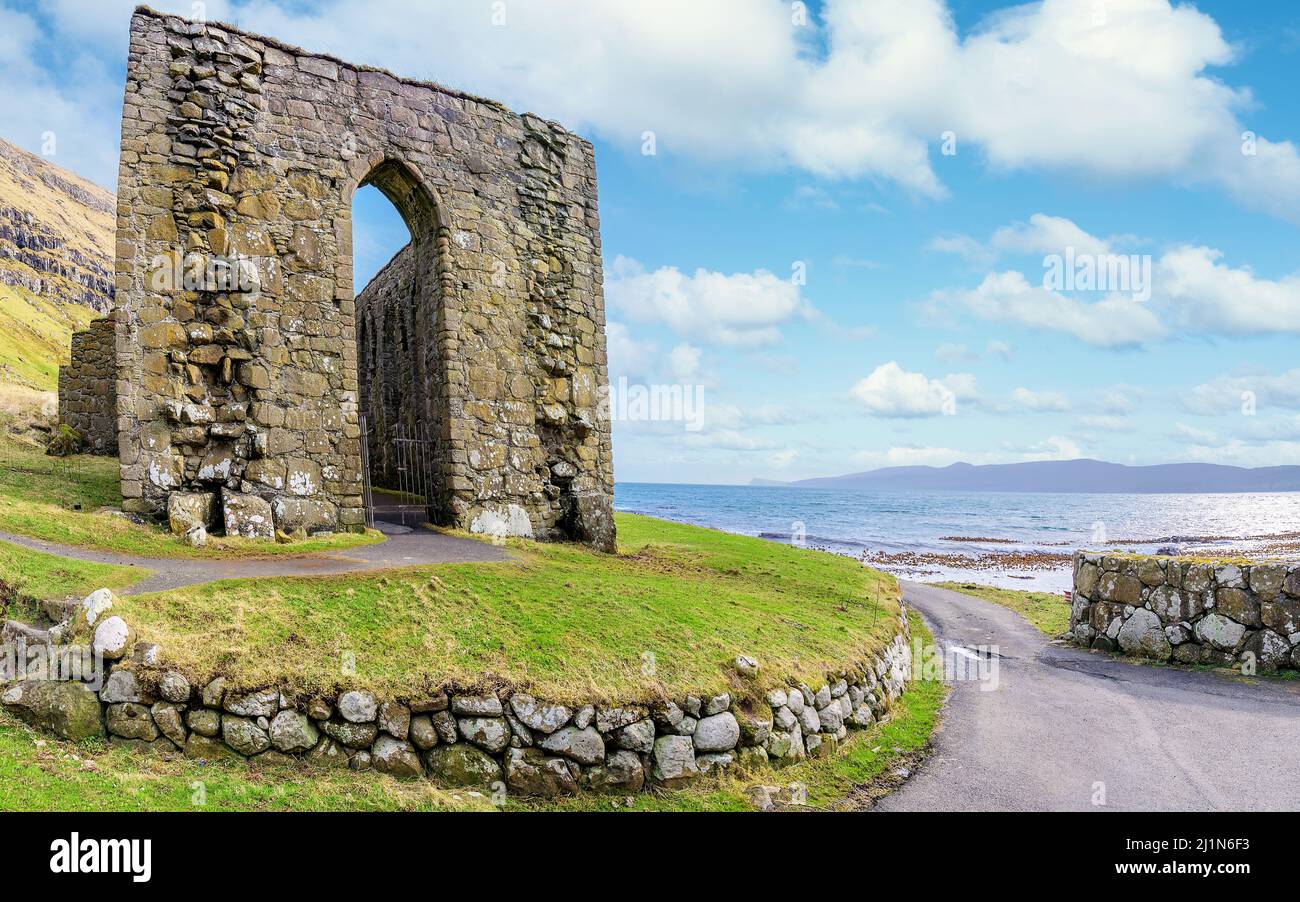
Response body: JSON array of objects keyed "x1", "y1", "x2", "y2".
[
  {"x1": 57, "y1": 315, "x2": 118, "y2": 454},
  {"x1": 1, "y1": 588, "x2": 914, "y2": 802},
  {"x1": 1069, "y1": 552, "x2": 1300, "y2": 672},
  {"x1": 112, "y1": 7, "x2": 615, "y2": 548}
]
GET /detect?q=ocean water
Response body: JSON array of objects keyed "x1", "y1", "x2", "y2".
[{"x1": 614, "y1": 483, "x2": 1300, "y2": 591}]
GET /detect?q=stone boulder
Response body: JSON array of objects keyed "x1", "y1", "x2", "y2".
[
  {"x1": 221, "y1": 490, "x2": 274, "y2": 539},
  {"x1": 1116, "y1": 609, "x2": 1171, "y2": 660},
  {"x1": 1194, "y1": 613, "x2": 1247, "y2": 652},
  {"x1": 693, "y1": 712, "x2": 740, "y2": 752},
  {"x1": 504, "y1": 747, "x2": 578, "y2": 798},
  {"x1": 168, "y1": 491, "x2": 215, "y2": 536},
  {"x1": 222, "y1": 715, "x2": 271, "y2": 755},
  {"x1": 652, "y1": 734, "x2": 699, "y2": 787},
  {"x1": 271, "y1": 497, "x2": 338, "y2": 534},
  {"x1": 424, "y1": 744, "x2": 502, "y2": 789},
  {"x1": 269, "y1": 710, "x2": 319, "y2": 753},
  {"x1": 458, "y1": 716, "x2": 510, "y2": 754},
  {"x1": 1242, "y1": 629, "x2": 1291, "y2": 672},
  {"x1": 1, "y1": 680, "x2": 104, "y2": 741},
  {"x1": 538, "y1": 725, "x2": 604, "y2": 765},
  {"x1": 92, "y1": 616, "x2": 135, "y2": 660},
  {"x1": 106, "y1": 702, "x2": 158, "y2": 741},
  {"x1": 582, "y1": 750, "x2": 646, "y2": 794},
  {"x1": 509, "y1": 694, "x2": 572, "y2": 734},
  {"x1": 372, "y1": 735, "x2": 423, "y2": 778},
  {"x1": 337, "y1": 690, "x2": 378, "y2": 723}
]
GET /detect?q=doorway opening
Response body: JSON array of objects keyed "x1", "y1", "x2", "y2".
[{"x1": 351, "y1": 162, "x2": 448, "y2": 532}]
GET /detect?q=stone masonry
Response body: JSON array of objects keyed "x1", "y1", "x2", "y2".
[
  {"x1": 2, "y1": 587, "x2": 914, "y2": 801},
  {"x1": 1070, "y1": 552, "x2": 1300, "y2": 672},
  {"x1": 109, "y1": 7, "x2": 615, "y2": 548},
  {"x1": 57, "y1": 314, "x2": 119, "y2": 455}
]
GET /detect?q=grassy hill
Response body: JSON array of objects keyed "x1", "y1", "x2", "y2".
[{"x1": 0, "y1": 137, "x2": 114, "y2": 396}]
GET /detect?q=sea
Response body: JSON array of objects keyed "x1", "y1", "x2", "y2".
[{"x1": 614, "y1": 483, "x2": 1300, "y2": 593}]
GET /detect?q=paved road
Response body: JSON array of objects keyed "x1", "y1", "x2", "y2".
[
  {"x1": 879, "y1": 581, "x2": 1300, "y2": 812},
  {"x1": 0, "y1": 520, "x2": 509, "y2": 595}
]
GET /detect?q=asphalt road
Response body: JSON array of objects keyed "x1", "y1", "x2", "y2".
[{"x1": 878, "y1": 581, "x2": 1300, "y2": 812}]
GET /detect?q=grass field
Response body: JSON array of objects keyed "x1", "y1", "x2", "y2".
[
  {"x1": 0, "y1": 285, "x2": 98, "y2": 390},
  {"x1": 0, "y1": 540, "x2": 141, "y2": 602},
  {"x1": 0, "y1": 429, "x2": 382, "y2": 559},
  {"x1": 936, "y1": 581, "x2": 1072, "y2": 636},
  {"x1": 0, "y1": 611, "x2": 941, "y2": 812},
  {"x1": 107, "y1": 513, "x2": 901, "y2": 704}
]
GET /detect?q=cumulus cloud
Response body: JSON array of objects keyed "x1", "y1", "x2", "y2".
[
  {"x1": 1158, "y1": 245, "x2": 1300, "y2": 336},
  {"x1": 927, "y1": 270, "x2": 1167, "y2": 348},
  {"x1": 1184, "y1": 369, "x2": 1300, "y2": 414},
  {"x1": 1011, "y1": 387, "x2": 1071, "y2": 412},
  {"x1": 606, "y1": 255, "x2": 809, "y2": 347},
  {"x1": 3, "y1": 0, "x2": 1297, "y2": 218},
  {"x1": 928, "y1": 213, "x2": 1300, "y2": 346},
  {"x1": 849, "y1": 362, "x2": 975, "y2": 418}
]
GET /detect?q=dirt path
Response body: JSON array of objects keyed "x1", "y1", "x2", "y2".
[
  {"x1": 880, "y1": 581, "x2": 1300, "y2": 811},
  {"x1": 0, "y1": 523, "x2": 510, "y2": 594}
]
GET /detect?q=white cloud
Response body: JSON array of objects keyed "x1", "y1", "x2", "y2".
[
  {"x1": 990, "y1": 214, "x2": 1114, "y2": 258},
  {"x1": 1078, "y1": 414, "x2": 1131, "y2": 432},
  {"x1": 986, "y1": 339, "x2": 1014, "y2": 361},
  {"x1": 8, "y1": 0, "x2": 1297, "y2": 218},
  {"x1": 1185, "y1": 369, "x2": 1300, "y2": 414},
  {"x1": 604, "y1": 321, "x2": 657, "y2": 383},
  {"x1": 1174, "y1": 422, "x2": 1219, "y2": 444},
  {"x1": 850, "y1": 434, "x2": 1082, "y2": 468},
  {"x1": 606, "y1": 256, "x2": 809, "y2": 347},
  {"x1": 666, "y1": 343, "x2": 702, "y2": 383},
  {"x1": 1011, "y1": 387, "x2": 1071, "y2": 412},
  {"x1": 1158, "y1": 245, "x2": 1300, "y2": 335},
  {"x1": 850, "y1": 362, "x2": 974, "y2": 418},
  {"x1": 928, "y1": 269, "x2": 1167, "y2": 348}
]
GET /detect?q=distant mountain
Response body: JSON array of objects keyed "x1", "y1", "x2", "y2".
[
  {"x1": 0, "y1": 137, "x2": 115, "y2": 391},
  {"x1": 753, "y1": 459, "x2": 1300, "y2": 493}
]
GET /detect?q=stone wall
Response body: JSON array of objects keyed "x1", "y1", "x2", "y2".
[
  {"x1": 356, "y1": 243, "x2": 419, "y2": 489},
  {"x1": 1, "y1": 588, "x2": 914, "y2": 802},
  {"x1": 112, "y1": 7, "x2": 615, "y2": 549},
  {"x1": 1069, "y1": 552, "x2": 1300, "y2": 672},
  {"x1": 57, "y1": 315, "x2": 118, "y2": 454}
]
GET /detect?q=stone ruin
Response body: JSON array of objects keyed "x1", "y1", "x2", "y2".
[{"x1": 63, "y1": 7, "x2": 617, "y2": 549}]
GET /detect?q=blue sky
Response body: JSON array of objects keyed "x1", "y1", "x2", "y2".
[{"x1": 3, "y1": 0, "x2": 1300, "y2": 484}]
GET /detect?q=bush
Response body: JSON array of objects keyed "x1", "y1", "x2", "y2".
[{"x1": 45, "y1": 424, "x2": 83, "y2": 457}]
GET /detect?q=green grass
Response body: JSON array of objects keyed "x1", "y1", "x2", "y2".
[
  {"x1": 0, "y1": 611, "x2": 942, "y2": 812},
  {"x1": 936, "y1": 581, "x2": 1072, "y2": 636},
  {"x1": 533, "y1": 610, "x2": 945, "y2": 811},
  {"x1": 108, "y1": 513, "x2": 901, "y2": 704},
  {"x1": 0, "y1": 285, "x2": 97, "y2": 390},
  {"x1": 0, "y1": 540, "x2": 143, "y2": 601},
  {"x1": 0, "y1": 430, "x2": 383, "y2": 559},
  {"x1": 0, "y1": 712, "x2": 498, "y2": 812}
]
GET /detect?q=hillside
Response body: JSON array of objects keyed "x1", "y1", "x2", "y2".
[
  {"x1": 757, "y1": 459, "x2": 1300, "y2": 494},
  {"x1": 0, "y1": 137, "x2": 114, "y2": 393}
]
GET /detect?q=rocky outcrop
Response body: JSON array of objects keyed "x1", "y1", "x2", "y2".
[{"x1": 1070, "y1": 552, "x2": 1300, "y2": 672}]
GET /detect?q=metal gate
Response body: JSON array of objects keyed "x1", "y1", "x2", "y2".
[{"x1": 359, "y1": 414, "x2": 435, "y2": 529}]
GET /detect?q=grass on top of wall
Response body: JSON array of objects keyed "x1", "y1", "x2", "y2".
[
  {"x1": 0, "y1": 615, "x2": 939, "y2": 813},
  {"x1": 936, "y1": 581, "x2": 1072, "y2": 637},
  {"x1": 108, "y1": 513, "x2": 902, "y2": 705},
  {"x1": 0, "y1": 429, "x2": 382, "y2": 560}
]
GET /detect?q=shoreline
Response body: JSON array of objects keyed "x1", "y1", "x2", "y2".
[{"x1": 616, "y1": 504, "x2": 1300, "y2": 595}]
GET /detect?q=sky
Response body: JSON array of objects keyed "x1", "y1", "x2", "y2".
[{"x1": 3, "y1": 0, "x2": 1299, "y2": 484}]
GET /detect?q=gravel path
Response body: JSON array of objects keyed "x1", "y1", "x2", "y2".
[{"x1": 880, "y1": 581, "x2": 1300, "y2": 811}]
